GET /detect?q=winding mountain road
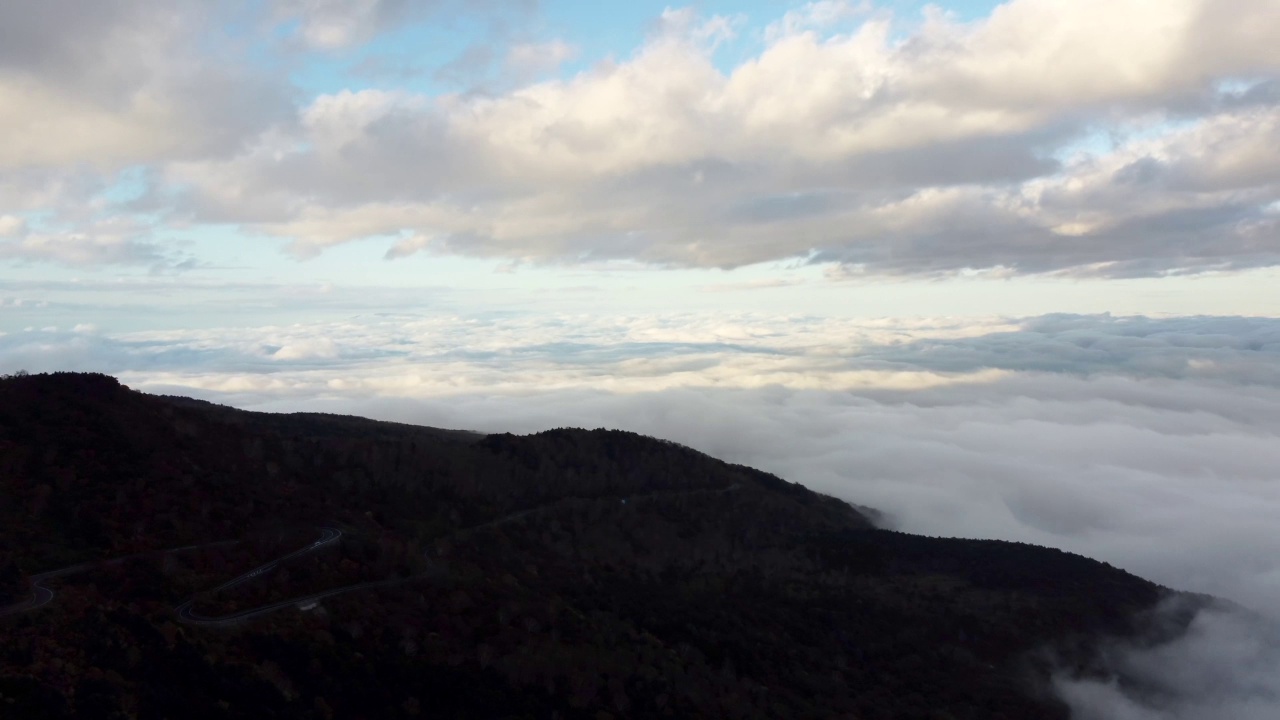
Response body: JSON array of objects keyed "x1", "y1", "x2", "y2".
[
  {"x1": 176, "y1": 576, "x2": 411, "y2": 625},
  {"x1": 5, "y1": 482, "x2": 749, "y2": 624},
  {"x1": 0, "y1": 540, "x2": 239, "y2": 619},
  {"x1": 207, "y1": 527, "x2": 341, "y2": 595},
  {"x1": 175, "y1": 527, "x2": 348, "y2": 625},
  {"x1": 179, "y1": 485, "x2": 746, "y2": 624}
]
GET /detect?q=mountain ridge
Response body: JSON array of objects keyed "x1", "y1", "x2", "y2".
[{"x1": 0, "y1": 372, "x2": 1204, "y2": 719}]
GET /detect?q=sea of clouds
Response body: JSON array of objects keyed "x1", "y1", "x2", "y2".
[{"x1": 3, "y1": 310, "x2": 1279, "y2": 716}]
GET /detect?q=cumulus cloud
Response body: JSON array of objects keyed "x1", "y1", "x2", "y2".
[
  {"x1": 764, "y1": 0, "x2": 871, "y2": 43},
  {"x1": 0, "y1": 0, "x2": 291, "y2": 170},
  {"x1": 3, "y1": 0, "x2": 1277, "y2": 273},
  {"x1": 0, "y1": 0, "x2": 296, "y2": 269},
  {"x1": 154, "y1": 0, "x2": 1280, "y2": 276},
  {"x1": 0, "y1": 0, "x2": 533, "y2": 267}
]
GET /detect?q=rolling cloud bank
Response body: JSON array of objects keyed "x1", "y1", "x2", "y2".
[{"x1": 4, "y1": 311, "x2": 1278, "y2": 716}]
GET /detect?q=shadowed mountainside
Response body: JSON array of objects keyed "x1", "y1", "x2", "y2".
[{"x1": 0, "y1": 372, "x2": 1202, "y2": 719}]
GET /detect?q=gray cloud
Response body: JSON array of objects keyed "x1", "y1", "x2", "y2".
[
  {"x1": 853, "y1": 313, "x2": 1280, "y2": 384},
  {"x1": 272, "y1": 0, "x2": 536, "y2": 51},
  {"x1": 0, "y1": 0, "x2": 296, "y2": 270},
  {"x1": 274, "y1": 0, "x2": 428, "y2": 50},
  {"x1": 0, "y1": 0, "x2": 293, "y2": 169}
]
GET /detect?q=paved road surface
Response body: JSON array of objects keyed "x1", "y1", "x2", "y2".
[
  {"x1": 175, "y1": 527, "x2": 346, "y2": 625},
  {"x1": 207, "y1": 528, "x2": 340, "y2": 594},
  {"x1": 6, "y1": 482, "x2": 748, "y2": 623},
  {"x1": 181, "y1": 486, "x2": 744, "y2": 624},
  {"x1": 0, "y1": 540, "x2": 239, "y2": 618},
  {"x1": 177, "y1": 576, "x2": 411, "y2": 625}
]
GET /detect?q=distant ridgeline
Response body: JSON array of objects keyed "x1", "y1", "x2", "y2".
[{"x1": 0, "y1": 372, "x2": 1209, "y2": 719}]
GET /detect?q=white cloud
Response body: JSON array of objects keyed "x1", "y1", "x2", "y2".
[
  {"x1": 270, "y1": 337, "x2": 340, "y2": 360},
  {"x1": 0, "y1": 0, "x2": 294, "y2": 269},
  {"x1": 0, "y1": 217, "x2": 167, "y2": 267},
  {"x1": 764, "y1": 1, "x2": 871, "y2": 44},
  {"x1": 5, "y1": 311, "x2": 1277, "y2": 607},
  {"x1": 1056, "y1": 603, "x2": 1280, "y2": 720},
  {"x1": 151, "y1": 0, "x2": 1280, "y2": 276},
  {"x1": 3, "y1": 0, "x2": 1277, "y2": 272},
  {"x1": 0, "y1": 1, "x2": 291, "y2": 171},
  {"x1": 0, "y1": 215, "x2": 25, "y2": 237}
]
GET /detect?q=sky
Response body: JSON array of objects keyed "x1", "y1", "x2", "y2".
[
  {"x1": 3, "y1": 1, "x2": 1280, "y2": 716},
  {"x1": 2, "y1": 0, "x2": 1279, "y2": 327}
]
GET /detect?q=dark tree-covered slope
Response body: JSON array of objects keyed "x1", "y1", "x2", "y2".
[{"x1": 0, "y1": 372, "x2": 1192, "y2": 719}]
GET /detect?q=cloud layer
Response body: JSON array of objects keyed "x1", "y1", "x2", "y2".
[
  {"x1": 3, "y1": 0, "x2": 1279, "y2": 275},
  {"x1": 5, "y1": 310, "x2": 1280, "y2": 716},
  {"x1": 1056, "y1": 602, "x2": 1280, "y2": 720},
  {"x1": 4, "y1": 312, "x2": 1278, "y2": 611}
]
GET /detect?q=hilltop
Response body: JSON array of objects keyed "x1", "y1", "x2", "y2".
[{"x1": 0, "y1": 372, "x2": 1199, "y2": 719}]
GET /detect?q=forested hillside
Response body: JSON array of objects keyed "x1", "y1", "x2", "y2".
[{"x1": 0, "y1": 372, "x2": 1198, "y2": 719}]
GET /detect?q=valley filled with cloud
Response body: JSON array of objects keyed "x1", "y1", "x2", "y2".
[
  {"x1": 6, "y1": 312, "x2": 1278, "y2": 615},
  {"x1": 9, "y1": 309, "x2": 1280, "y2": 716},
  {"x1": 3, "y1": 0, "x2": 1279, "y2": 716}
]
